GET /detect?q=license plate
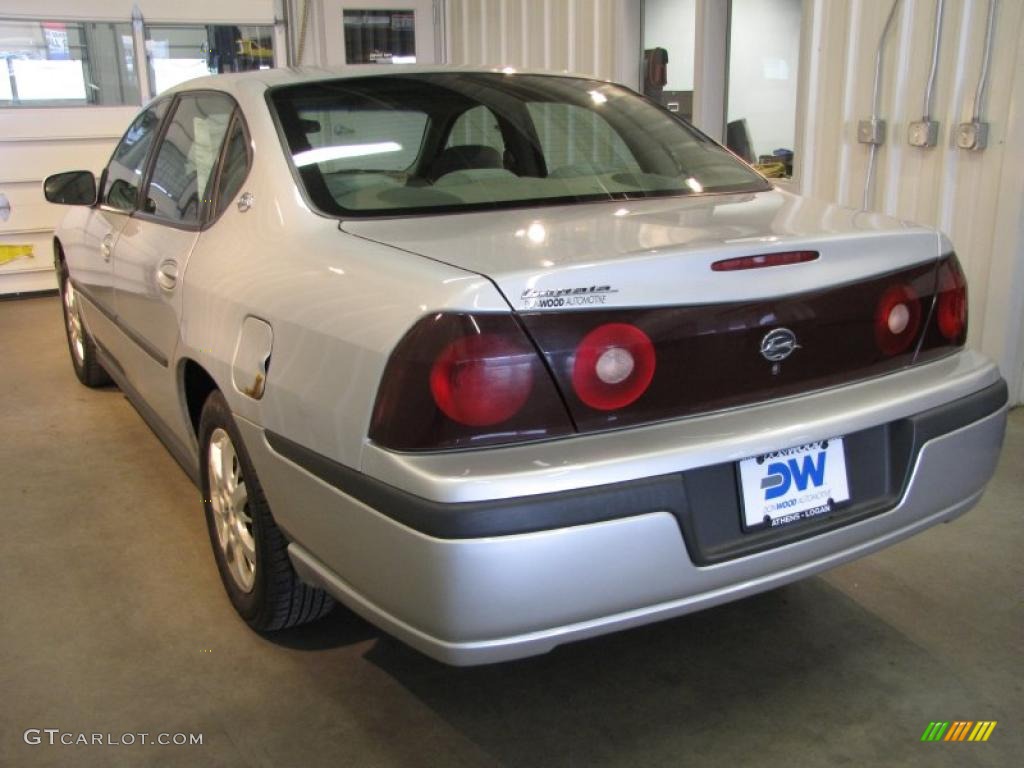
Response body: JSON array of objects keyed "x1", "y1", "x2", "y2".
[{"x1": 738, "y1": 438, "x2": 851, "y2": 530}]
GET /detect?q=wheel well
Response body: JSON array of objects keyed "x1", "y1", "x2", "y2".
[
  {"x1": 183, "y1": 360, "x2": 218, "y2": 437},
  {"x1": 53, "y1": 238, "x2": 65, "y2": 273}
]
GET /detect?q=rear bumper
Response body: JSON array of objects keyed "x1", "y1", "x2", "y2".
[{"x1": 238, "y1": 355, "x2": 1008, "y2": 665}]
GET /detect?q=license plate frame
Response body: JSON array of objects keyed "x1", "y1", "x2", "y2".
[{"x1": 738, "y1": 438, "x2": 851, "y2": 532}]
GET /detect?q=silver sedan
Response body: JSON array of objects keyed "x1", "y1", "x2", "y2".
[{"x1": 44, "y1": 67, "x2": 1007, "y2": 664}]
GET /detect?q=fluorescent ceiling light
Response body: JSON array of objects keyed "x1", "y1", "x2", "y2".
[{"x1": 293, "y1": 141, "x2": 402, "y2": 167}]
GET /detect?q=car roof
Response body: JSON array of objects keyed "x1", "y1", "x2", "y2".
[{"x1": 161, "y1": 65, "x2": 612, "y2": 98}]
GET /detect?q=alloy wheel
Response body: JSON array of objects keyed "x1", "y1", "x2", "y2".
[
  {"x1": 63, "y1": 279, "x2": 85, "y2": 366},
  {"x1": 208, "y1": 428, "x2": 256, "y2": 592}
]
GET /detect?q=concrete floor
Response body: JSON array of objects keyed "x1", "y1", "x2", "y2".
[{"x1": 0, "y1": 294, "x2": 1020, "y2": 768}]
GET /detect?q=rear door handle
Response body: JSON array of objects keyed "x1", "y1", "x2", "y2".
[
  {"x1": 156, "y1": 260, "x2": 178, "y2": 291},
  {"x1": 100, "y1": 234, "x2": 113, "y2": 262}
]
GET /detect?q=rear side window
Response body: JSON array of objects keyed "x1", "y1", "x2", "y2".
[
  {"x1": 103, "y1": 101, "x2": 169, "y2": 212},
  {"x1": 143, "y1": 92, "x2": 235, "y2": 225},
  {"x1": 214, "y1": 118, "x2": 250, "y2": 217}
]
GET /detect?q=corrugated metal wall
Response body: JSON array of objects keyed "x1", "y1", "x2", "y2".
[
  {"x1": 446, "y1": 0, "x2": 628, "y2": 82},
  {"x1": 445, "y1": 0, "x2": 1024, "y2": 402},
  {"x1": 796, "y1": 0, "x2": 1024, "y2": 401}
]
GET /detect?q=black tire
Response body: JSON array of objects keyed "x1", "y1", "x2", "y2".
[
  {"x1": 58, "y1": 263, "x2": 111, "y2": 388},
  {"x1": 198, "y1": 390, "x2": 333, "y2": 631}
]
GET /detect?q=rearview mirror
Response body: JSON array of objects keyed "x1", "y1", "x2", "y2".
[{"x1": 43, "y1": 170, "x2": 97, "y2": 206}]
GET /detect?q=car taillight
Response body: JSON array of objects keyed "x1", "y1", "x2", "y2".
[
  {"x1": 519, "y1": 259, "x2": 946, "y2": 434},
  {"x1": 429, "y1": 333, "x2": 534, "y2": 426},
  {"x1": 874, "y1": 283, "x2": 923, "y2": 356},
  {"x1": 370, "y1": 313, "x2": 573, "y2": 451},
  {"x1": 571, "y1": 323, "x2": 656, "y2": 410},
  {"x1": 710, "y1": 250, "x2": 819, "y2": 271},
  {"x1": 936, "y1": 254, "x2": 968, "y2": 342}
]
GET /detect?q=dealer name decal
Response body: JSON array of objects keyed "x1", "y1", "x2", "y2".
[{"x1": 521, "y1": 285, "x2": 618, "y2": 309}]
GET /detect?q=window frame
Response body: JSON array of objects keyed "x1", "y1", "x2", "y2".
[
  {"x1": 0, "y1": 16, "x2": 142, "y2": 108},
  {"x1": 130, "y1": 88, "x2": 250, "y2": 233}
]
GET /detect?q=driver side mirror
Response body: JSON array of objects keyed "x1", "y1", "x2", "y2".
[{"x1": 43, "y1": 170, "x2": 97, "y2": 206}]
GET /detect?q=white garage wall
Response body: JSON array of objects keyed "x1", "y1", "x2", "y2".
[
  {"x1": 0, "y1": 1, "x2": 276, "y2": 294},
  {"x1": 445, "y1": 0, "x2": 640, "y2": 87},
  {"x1": 794, "y1": 0, "x2": 1024, "y2": 403}
]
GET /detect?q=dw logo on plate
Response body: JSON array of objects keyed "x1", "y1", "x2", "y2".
[{"x1": 761, "y1": 452, "x2": 828, "y2": 500}]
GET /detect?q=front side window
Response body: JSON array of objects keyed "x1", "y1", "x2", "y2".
[
  {"x1": 271, "y1": 73, "x2": 769, "y2": 216},
  {"x1": 143, "y1": 92, "x2": 235, "y2": 225},
  {"x1": 102, "y1": 101, "x2": 170, "y2": 212},
  {"x1": 0, "y1": 20, "x2": 139, "y2": 107}
]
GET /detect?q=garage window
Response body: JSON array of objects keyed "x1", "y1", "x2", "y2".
[
  {"x1": 145, "y1": 25, "x2": 274, "y2": 95},
  {"x1": 343, "y1": 9, "x2": 416, "y2": 64},
  {"x1": 0, "y1": 20, "x2": 140, "y2": 107}
]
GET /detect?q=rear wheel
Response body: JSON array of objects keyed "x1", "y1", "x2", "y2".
[
  {"x1": 58, "y1": 265, "x2": 111, "y2": 387},
  {"x1": 199, "y1": 390, "x2": 333, "y2": 630}
]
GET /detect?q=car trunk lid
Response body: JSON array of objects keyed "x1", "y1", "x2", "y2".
[
  {"x1": 340, "y1": 189, "x2": 941, "y2": 312},
  {"x1": 346, "y1": 189, "x2": 965, "y2": 435}
]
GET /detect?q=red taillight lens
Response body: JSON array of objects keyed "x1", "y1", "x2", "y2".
[
  {"x1": 429, "y1": 333, "x2": 534, "y2": 426},
  {"x1": 571, "y1": 323, "x2": 656, "y2": 410},
  {"x1": 874, "y1": 284, "x2": 922, "y2": 356},
  {"x1": 711, "y1": 250, "x2": 819, "y2": 271},
  {"x1": 936, "y1": 255, "x2": 968, "y2": 341},
  {"x1": 917, "y1": 253, "x2": 969, "y2": 364},
  {"x1": 370, "y1": 313, "x2": 573, "y2": 451}
]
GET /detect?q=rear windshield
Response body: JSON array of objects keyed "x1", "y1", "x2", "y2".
[{"x1": 269, "y1": 72, "x2": 770, "y2": 216}]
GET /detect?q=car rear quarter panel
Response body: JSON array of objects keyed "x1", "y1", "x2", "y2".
[{"x1": 178, "y1": 82, "x2": 509, "y2": 472}]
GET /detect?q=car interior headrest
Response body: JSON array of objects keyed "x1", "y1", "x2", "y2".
[{"x1": 426, "y1": 144, "x2": 503, "y2": 182}]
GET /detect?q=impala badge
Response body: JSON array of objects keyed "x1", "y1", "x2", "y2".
[{"x1": 760, "y1": 328, "x2": 799, "y2": 362}]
